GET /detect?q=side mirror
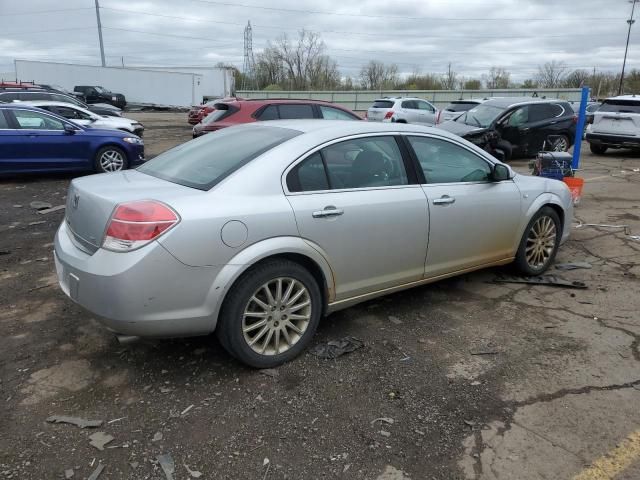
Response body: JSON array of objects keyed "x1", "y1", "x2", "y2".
[
  {"x1": 491, "y1": 163, "x2": 511, "y2": 181},
  {"x1": 64, "y1": 124, "x2": 77, "y2": 135}
]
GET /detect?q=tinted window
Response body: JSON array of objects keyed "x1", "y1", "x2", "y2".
[
  {"x1": 20, "y1": 92, "x2": 49, "y2": 101},
  {"x1": 372, "y1": 100, "x2": 394, "y2": 109},
  {"x1": 408, "y1": 136, "x2": 492, "y2": 184},
  {"x1": 278, "y1": 104, "x2": 315, "y2": 119},
  {"x1": 319, "y1": 105, "x2": 358, "y2": 120},
  {"x1": 506, "y1": 106, "x2": 529, "y2": 126},
  {"x1": 401, "y1": 100, "x2": 417, "y2": 109},
  {"x1": 0, "y1": 110, "x2": 9, "y2": 128},
  {"x1": 138, "y1": 125, "x2": 300, "y2": 190},
  {"x1": 0, "y1": 92, "x2": 19, "y2": 102},
  {"x1": 445, "y1": 102, "x2": 479, "y2": 112},
  {"x1": 55, "y1": 106, "x2": 92, "y2": 120},
  {"x1": 599, "y1": 100, "x2": 640, "y2": 114},
  {"x1": 257, "y1": 105, "x2": 279, "y2": 120},
  {"x1": 13, "y1": 109, "x2": 65, "y2": 130},
  {"x1": 321, "y1": 136, "x2": 408, "y2": 189},
  {"x1": 287, "y1": 152, "x2": 329, "y2": 192},
  {"x1": 586, "y1": 104, "x2": 600, "y2": 113}
]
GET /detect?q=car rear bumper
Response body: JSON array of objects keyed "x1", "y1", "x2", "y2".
[
  {"x1": 54, "y1": 221, "x2": 223, "y2": 338},
  {"x1": 586, "y1": 132, "x2": 640, "y2": 149}
]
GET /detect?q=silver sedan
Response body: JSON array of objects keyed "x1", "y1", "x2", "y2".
[{"x1": 54, "y1": 120, "x2": 573, "y2": 367}]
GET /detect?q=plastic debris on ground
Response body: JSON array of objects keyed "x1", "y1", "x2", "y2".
[
  {"x1": 46, "y1": 415, "x2": 103, "y2": 429},
  {"x1": 492, "y1": 274, "x2": 587, "y2": 289},
  {"x1": 309, "y1": 336, "x2": 364, "y2": 359},
  {"x1": 157, "y1": 453, "x2": 175, "y2": 480},
  {"x1": 555, "y1": 261, "x2": 592, "y2": 270}
]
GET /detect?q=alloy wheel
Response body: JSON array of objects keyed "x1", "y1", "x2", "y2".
[
  {"x1": 525, "y1": 216, "x2": 557, "y2": 269},
  {"x1": 99, "y1": 150, "x2": 125, "y2": 172},
  {"x1": 552, "y1": 136, "x2": 569, "y2": 152},
  {"x1": 242, "y1": 277, "x2": 312, "y2": 356}
]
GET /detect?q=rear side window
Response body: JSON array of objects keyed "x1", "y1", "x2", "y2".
[
  {"x1": 529, "y1": 104, "x2": 565, "y2": 122},
  {"x1": 278, "y1": 104, "x2": 315, "y2": 119},
  {"x1": 138, "y1": 125, "x2": 301, "y2": 190},
  {"x1": 20, "y1": 92, "x2": 49, "y2": 101},
  {"x1": 0, "y1": 92, "x2": 19, "y2": 102},
  {"x1": 287, "y1": 152, "x2": 329, "y2": 192},
  {"x1": 0, "y1": 110, "x2": 9, "y2": 128},
  {"x1": 257, "y1": 105, "x2": 279, "y2": 120},
  {"x1": 599, "y1": 100, "x2": 640, "y2": 114},
  {"x1": 12, "y1": 109, "x2": 65, "y2": 130},
  {"x1": 372, "y1": 100, "x2": 394, "y2": 109}
]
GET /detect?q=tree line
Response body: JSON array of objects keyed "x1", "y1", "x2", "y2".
[{"x1": 226, "y1": 30, "x2": 639, "y2": 97}]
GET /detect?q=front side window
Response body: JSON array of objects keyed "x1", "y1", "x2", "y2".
[
  {"x1": 401, "y1": 100, "x2": 417, "y2": 109},
  {"x1": 408, "y1": 136, "x2": 492, "y2": 184},
  {"x1": 319, "y1": 106, "x2": 358, "y2": 120},
  {"x1": 12, "y1": 109, "x2": 65, "y2": 130},
  {"x1": 506, "y1": 106, "x2": 529, "y2": 126},
  {"x1": 278, "y1": 104, "x2": 315, "y2": 119},
  {"x1": 287, "y1": 136, "x2": 408, "y2": 192},
  {"x1": 417, "y1": 101, "x2": 434, "y2": 112},
  {"x1": 139, "y1": 125, "x2": 300, "y2": 190}
]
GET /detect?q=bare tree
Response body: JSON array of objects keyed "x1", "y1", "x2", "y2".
[
  {"x1": 535, "y1": 61, "x2": 568, "y2": 88},
  {"x1": 441, "y1": 63, "x2": 458, "y2": 90},
  {"x1": 520, "y1": 79, "x2": 538, "y2": 88},
  {"x1": 483, "y1": 67, "x2": 511, "y2": 89},
  {"x1": 255, "y1": 46, "x2": 285, "y2": 89},
  {"x1": 359, "y1": 60, "x2": 399, "y2": 90},
  {"x1": 460, "y1": 78, "x2": 482, "y2": 90},
  {"x1": 562, "y1": 69, "x2": 590, "y2": 88}
]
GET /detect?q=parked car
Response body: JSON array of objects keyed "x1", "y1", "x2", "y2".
[
  {"x1": 586, "y1": 95, "x2": 640, "y2": 154},
  {"x1": 366, "y1": 97, "x2": 438, "y2": 125},
  {"x1": 0, "y1": 104, "x2": 144, "y2": 175},
  {"x1": 188, "y1": 100, "x2": 219, "y2": 125},
  {"x1": 0, "y1": 87, "x2": 122, "y2": 117},
  {"x1": 22, "y1": 101, "x2": 144, "y2": 136},
  {"x1": 436, "y1": 99, "x2": 485, "y2": 124},
  {"x1": 74, "y1": 86, "x2": 127, "y2": 109},
  {"x1": 54, "y1": 120, "x2": 573, "y2": 367},
  {"x1": 192, "y1": 99, "x2": 361, "y2": 137},
  {"x1": 569, "y1": 101, "x2": 601, "y2": 125},
  {"x1": 438, "y1": 98, "x2": 577, "y2": 160}
]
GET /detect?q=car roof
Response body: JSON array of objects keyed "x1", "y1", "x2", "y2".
[
  {"x1": 604, "y1": 94, "x2": 640, "y2": 101},
  {"x1": 18, "y1": 100, "x2": 81, "y2": 107},
  {"x1": 0, "y1": 103, "x2": 55, "y2": 113},
  {"x1": 373, "y1": 97, "x2": 428, "y2": 102},
  {"x1": 481, "y1": 97, "x2": 569, "y2": 108}
]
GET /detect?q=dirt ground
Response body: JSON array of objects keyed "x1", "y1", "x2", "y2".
[{"x1": 1, "y1": 112, "x2": 639, "y2": 480}]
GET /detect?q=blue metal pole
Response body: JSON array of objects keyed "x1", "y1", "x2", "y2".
[{"x1": 572, "y1": 86, "x2": 590, "y2": 170}]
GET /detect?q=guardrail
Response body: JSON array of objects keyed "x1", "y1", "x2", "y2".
[{"x1": 236, "y1": 89, "x2": 584, "y2": 111}]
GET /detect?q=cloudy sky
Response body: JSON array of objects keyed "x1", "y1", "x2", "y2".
[{"x1": 1, "y1": 0, "x2": 638, "y2": 83}]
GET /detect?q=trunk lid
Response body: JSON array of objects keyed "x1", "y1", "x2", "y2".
[
  {"x1": 593, "y1": 113, "x2": 640, "y2": 136},
  {"x1": 65, "y1": 170, "x2": 200, "y2": 254}
]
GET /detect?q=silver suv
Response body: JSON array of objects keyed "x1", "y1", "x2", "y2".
[
  {"x1": 586, "y1": 95, "x2": 640, "y2": 154},
  {"x1": 366, "y1": 97, "x2": 438, "y2": 125}
]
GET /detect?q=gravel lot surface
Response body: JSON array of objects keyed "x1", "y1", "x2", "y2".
[{"x1": 1, "y1": 113, "x2": 639, "y2": 479}]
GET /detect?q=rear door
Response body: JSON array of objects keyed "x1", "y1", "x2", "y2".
[
  {"x1": 405, "y1": 135, "x2": 521, "y2": 277},
  {"x1": 498, "y1": 105, "x2": 529, "y2": 154},
  {"x1": 593, "y1": 99, "x2": 640, "y2": 137},
  {"x1": 0, "y1": 110, "x2": 21, "y2": 173},
  {"x1": 285, "y1": 134, "x2": 429, "y2": 300}
]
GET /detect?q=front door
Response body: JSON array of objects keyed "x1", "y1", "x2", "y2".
[
  {"x1": 285, "y1": 135, "x2": 429, "y2": 300},
  {"x1": 405, "y1": 135, "x2": 522, "y2": 278},
  {"x1": 498, "y1": 105, "x2": 530, "y2": 155}
]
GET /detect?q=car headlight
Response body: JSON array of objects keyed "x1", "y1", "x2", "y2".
[{"x1": 123, "y1": 137, "x2": 143, "y2": 145}]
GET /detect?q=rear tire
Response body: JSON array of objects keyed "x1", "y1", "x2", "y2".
[
  {"x1": 216, "y1": 260, "x2": 322, "y2": 368},
  {"x1": 550, "y1": 134, "x2": 570, "y2": 152},
  {"x1": 590, "y1": 144, "x2": 607, "y2": 155},
  {"x1": 94, "y1": 146, "x2": 128, "y2": 173},
  {"x1": 514, "y1": 207, "x2": 561, "y2": 276}
]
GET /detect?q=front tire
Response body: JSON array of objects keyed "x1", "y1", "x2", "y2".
[
  {"x1": 550, "y1": 134, "x2": 570, "y2": 152},
  {"x1": 590, "y1": 144, "x2": 607, "y2": 155},
  {"x1": 94, "y1": 146, "x2": 128, "y2": 173},
  {"x1": 514, "y1": 207, "x2": 561, "y2": 275},
  {"x1": 216, "y1": 260, "x2": 322, "y2": 368}
]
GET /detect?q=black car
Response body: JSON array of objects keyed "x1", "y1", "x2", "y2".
[
  {"x1": 0, "y1": 88, "x2": 122, "y2": 117},
  {"x1": 438, "y1": 98, "x2": 577, "y2": 160},
  {"x1": 74, "y1": 86, "x2": 126, "y2": 109}
]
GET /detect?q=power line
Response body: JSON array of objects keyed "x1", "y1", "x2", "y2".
[
  {"x1": 102, "y1": 26, "x2": 240, "y2": 44},
  {"x1": 0, "y1": 7, "x2": 94, "y2": 17}
]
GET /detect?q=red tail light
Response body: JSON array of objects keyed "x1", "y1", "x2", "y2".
[
  {"x1": 384, "y1": 111, "x2": 394, "y2": 119},
  {"x1": 103, "y1": 200, "x2": 179, "y2": 252}
]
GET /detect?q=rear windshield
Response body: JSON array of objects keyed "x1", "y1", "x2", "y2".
[
  {"x1": 372, "y1": 100, "x2": 394, "y2": 109},
  {"x1": 599, "y1": 100, "x2": 640, "y2": 114},
  {"x1": 444, "y1": 102, "x2": 478, "y2": 112},
  {"x1": 138, "y1": 125, "x2": 301, "y2": 190}
]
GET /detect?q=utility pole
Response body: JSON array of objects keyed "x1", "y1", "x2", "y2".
[
  {"x1": 94, "y1": 0, "x2": 106, "y2": 67},
  {"x1": 619, "y1": 0, "x2": 638, "y2": 95}
]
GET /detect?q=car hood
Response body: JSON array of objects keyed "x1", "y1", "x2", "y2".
[
  {"x1": 78, "y1": 126, "x2": 131, "y2": 138},
  {"x1": 94, "y1": 117, "x2": 135, "y2": 128},
  {"x1": 437, "y1": 120, "x2": 488, "y2": 137}
]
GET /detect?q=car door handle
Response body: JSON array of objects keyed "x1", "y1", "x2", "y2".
[
  {"x1": 312, "y1": 206, "x2": 344, "y2": 218},
  {"x1": 433, "y1": 196, "x2": 455, "y2": 205}
]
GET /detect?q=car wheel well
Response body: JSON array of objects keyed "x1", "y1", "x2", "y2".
[
  {"x1": 542, "y1": 203, "x2": 564, "y2": 231},
  {"x1": 395, "y1": 119, "x2": 407, "y2": 123}
]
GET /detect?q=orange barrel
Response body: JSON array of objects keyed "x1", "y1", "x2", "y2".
[{"x1": 563, "y1": 177, "x2": 584, "y2": 205}]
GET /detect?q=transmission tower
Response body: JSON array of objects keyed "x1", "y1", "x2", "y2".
[{"x1": 241, "y1": 21, "x2": 256, "y2": 90}]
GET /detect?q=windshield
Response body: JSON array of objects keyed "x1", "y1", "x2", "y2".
[
  {"x1": 138, "y1": 125, "x2": 301, "y2": 190},
  {"x1": 599, "y1": 100, "x2": 640, "y2": 114},
  {"x1": 455, "y1": 104, "x2": 506, "y2": 128},
  {"x1": 445, "y1": 102, "x2": 479, "y2": 112}
]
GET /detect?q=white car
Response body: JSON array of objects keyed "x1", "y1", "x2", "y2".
[
  {"x1": 19, "y1": 101, "x2": 143, "y2": 137},
  {"x1": 586, "y1": 95, "x2": 640, "y2": 154},
  {"x1": 366, "y1": 97, "x2": 438, "y2": 125}
]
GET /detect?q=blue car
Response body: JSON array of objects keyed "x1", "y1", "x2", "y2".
[{"x1": 0, "y1": 104, "x2": 144, "y2": 175}]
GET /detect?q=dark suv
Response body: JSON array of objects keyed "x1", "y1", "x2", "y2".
[
  {"x1": 74, "y1": 86, "x2": 126, "y2": 109},
  {"x1": 192, "y1": 99, "x2": 361, "y2": 137},
  {"x1": 438, "y1": 98, "x2": 577, "y2": 160}
]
